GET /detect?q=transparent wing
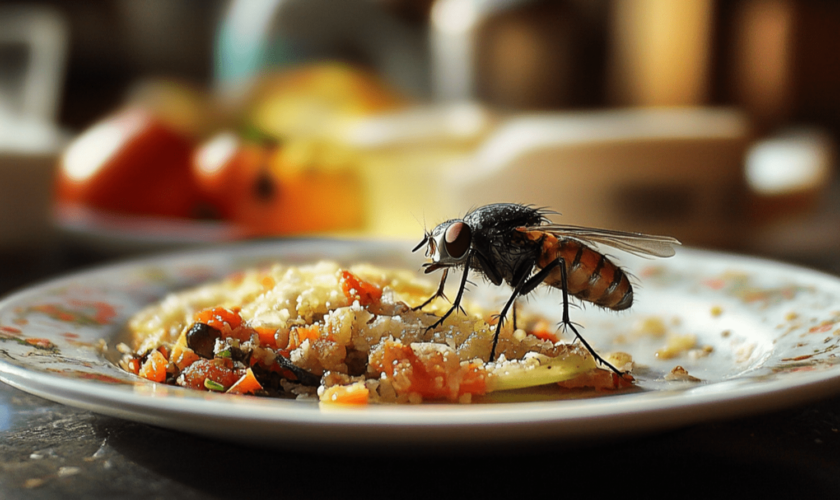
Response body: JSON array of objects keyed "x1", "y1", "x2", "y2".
[{"x1": 526, "y1": 224, "x2": 681, "y2": 258}]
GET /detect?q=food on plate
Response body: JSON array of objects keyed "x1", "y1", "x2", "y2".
[{"x1": 122, "y1": 261, "x2": 634, "y2": 404}]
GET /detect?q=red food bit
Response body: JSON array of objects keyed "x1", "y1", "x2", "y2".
[
  {"x1": 179, "y1": 358, "x2": 244, "y2": 391},
  {"x1": 530, "y1": 321, "x2": 559, "y2": 343},
  {"x1": 227, "y1": 368, "x2": 264, "y2": 395},
  {"x1": 287, "y1": 325, "x2": 321, "y2": 351},
  {"x1": 702, "y1": 278, "x2": 726, "y2": 290},
  {"x1": 339, "y1": 270, "x2": 382, "y2": 306},
  {"x1": 809, "y1": 324, "x2": 834, "y2": 334},
  {"x1": 139, "y1": 350, "x2": 168, "y2": 382},
  {"x1": 25, "y1": 338, "x2": 56, "y2": 349},
  {"x1": 127, "y1": 358, "x2": 141, "y2": 375},
  {"x1": 173, "y1": 348, "x2": 199, "y2": 371},
  {"x1": 254, "y1": 326, "x2": 278, "y2": 347},
  {"x1": 194, "y1": 307, "x2": 243, "y2": 334},
  {"x1": 458, "y1": 362, "x2": 488, "y2": 396},
  {"x1": 370, "y1": 340, "x2": 486, "y2": 401},
  {"x1": 228, "y1": 325, "x2": 256, "y2": 342}
]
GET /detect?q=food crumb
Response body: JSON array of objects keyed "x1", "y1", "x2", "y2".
[
  {"x1": 23, "y1": 478, "x2": 46, "y2": 489},
  {"x1": 721, "y1": 330, "x2": 731, "y2": 338},
  {"x1": 786, "y1": 312, "x2": 799, "y2": 321},
  {"x1": 57, "y1": 466, "x2": 81, "y2": 478},
  {"x1": 688, "y1": 345, "x2": 714, "y2": 359},
  {"x1": 665, "y1": 365, "x2": 701, "y2": 382},
  {"x1": 633, "y1": 316, "x2": 668, "y2": 337},
  {"x1": 655, "y1": 333, "x2": 697, "y2": 359},
  {"x1": 710, "y1": 306, "x2": 723, "y2": 317}
]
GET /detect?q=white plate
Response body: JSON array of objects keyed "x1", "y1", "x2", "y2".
[{"x1": 1, "y1": 239, "x2": 840, "y2": 450}]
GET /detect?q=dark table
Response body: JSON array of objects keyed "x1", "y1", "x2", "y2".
[{"x1": 3, "y1": 237, "x2": 840, "y2": 499}]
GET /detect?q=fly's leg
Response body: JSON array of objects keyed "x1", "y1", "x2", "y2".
[
  {"x1": 555, "y1": 257, "x2": 624, "y2": 375},
  {"x1": 512, "y1": 302, "x2": 517, "y2": 331},
  {"x1": 489, "y1": 259, "x2": 557, "y2": 361},
  {"x1": 413, "y1": 269, "x2": 449, "y2": 311},
  {"x1": 427, "y1": 252, "x2": 472, "y2": 330}
]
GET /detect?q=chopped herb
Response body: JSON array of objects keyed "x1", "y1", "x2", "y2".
[{"x1": 204, "y1": 379, "x2": 225, "y2": 391}]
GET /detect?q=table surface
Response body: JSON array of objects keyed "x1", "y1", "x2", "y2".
[{"x1": 3, "y1": 232, "x2": 840, "y2": 499}]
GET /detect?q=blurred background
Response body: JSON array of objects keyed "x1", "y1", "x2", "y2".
[{"x1": 1, "y1": 0, "x2": 839, "y2": 293}]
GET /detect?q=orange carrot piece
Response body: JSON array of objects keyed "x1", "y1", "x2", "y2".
[
  {"x1": 139, "y1": 350, "x2": 167, "y2": 382},
  {"x1": 288, "y1": 325, "x2": 320, "y2": 351},
  {"x1": 194, "y1": 307, "x2": 242, "y2": 330},
  {"x1": 227, "y1": 368, "x2": 264, "y2": 395},
  {"x1": 458, "y1": 362, "x2": 488, "y2": 396},
  {"x1": 530, "y1": 320, "x2": 559, "y2": 343},
  {"x1": 321, "y1": 383, "x2": 369, "y2": 405},
  {"x1": 254, "y1": 326, "x2": 278, "y2": 347},
  {"x1": 339, "y1": 270, "x2": 382, "y2": 306}
]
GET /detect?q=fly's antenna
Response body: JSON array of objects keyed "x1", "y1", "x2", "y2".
[
  {"x1": 412, "y1": 232, "x2": 430, "y2": 252},
  {"x1": 411, "y1": 212, "x2": 430, "y2": 253}
]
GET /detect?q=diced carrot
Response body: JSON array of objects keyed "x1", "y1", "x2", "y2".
[
  {"x1": 320, "y1": 382, "x2": 369, "y2": 405},
  {"x1": 173, "y1": 348, "x2": 200, "y2": 371},
  {"x1": 530, "y1": 320, "x2": 559, "y2": 343},
  {"x1": 194, "y1": 307, "x2": 242, "y2": 331},
  {"x1": 127, "y1": 358, "x2": 141, "y2": 375},
  {"x1": 458, "y1": 362, "x2": 488, "y2": 396},
  {"x1": 227, "y1": 368, "x2": 264, "y2": 395},
  {"x1": 339, "y1": 270, "x2": 382, "y2": 306},
  {"x1": 156, "y1": 345, "x2": 170, "y2": 360},
  {"x1": 288, "y1": 325, "x2": 321, "y2": 351},
  {"x1": 139, "y1": 350, "x2": 167, "y2": 382},
  {"x1": 227, "y1": 325, "x2": 256, "y2": 342},
  {"x1": 179, "y1": 358, "x2": 244, "y2": 391},
  {"x1": 254, "y1": 326, "x2": 278, "y2": 347}
]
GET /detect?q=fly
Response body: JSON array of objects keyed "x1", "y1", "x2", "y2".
[{"x1": 412, "y1": 203, "x2": 681, "y2": 374}]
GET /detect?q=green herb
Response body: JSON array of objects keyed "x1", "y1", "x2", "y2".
[{"x1": 204, "y1": 379, "x2": 225, "y2": 392}]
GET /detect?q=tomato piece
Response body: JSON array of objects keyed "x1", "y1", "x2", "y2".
[
  {"x1": 458, "y1": 362, "x2": 488, "y2": 396},
  {"x1": 339, "y1": 270, "x2": 382, "y2": 306},
  {"x1": 287, "y1": 325, "x2": 321, "y2": 351},
  {"x1": 530, "y1": 320, "x2": 559, "y2": 343},
  {"x1": 179, "y1": 358, "x2": 244, "y2": 391},
  {"x1": 139, "y1": 350, "x2": 168, "y2": 382},
  {"x1": 56, "y1": 107, "x2": 201, "y2": 218},
  {"x1": 194, "y1": 307, "x2": 242, "y2": 332},
  {"x1": 226, "y1": 368, "x2": 264, "y2": 395}
]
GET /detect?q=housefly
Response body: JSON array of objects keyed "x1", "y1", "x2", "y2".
[{"x1": 412, "y1": 203, "x2": 681, "y2": 374}]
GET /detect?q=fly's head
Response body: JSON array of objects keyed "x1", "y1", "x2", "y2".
[{"x1": 412, "y1": 220, "x2": 472, "y2": 274}]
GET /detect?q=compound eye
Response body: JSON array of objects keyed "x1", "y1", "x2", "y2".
[{"x1": 444, "y1": 222, "x2": 471, "y2": 259}]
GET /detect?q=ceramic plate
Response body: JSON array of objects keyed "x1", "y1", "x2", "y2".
[{"x1": 1, "y1": 239, "x2": 840, "y2": 450}]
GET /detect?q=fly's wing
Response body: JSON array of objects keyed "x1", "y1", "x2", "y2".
[{"x1": 528, "y1": 224, "x2": 681, "y2": 258}]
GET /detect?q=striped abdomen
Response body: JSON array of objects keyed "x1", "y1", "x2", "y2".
[{"x1": 525, "y1": 231, "x2": 633, "y2": 310}]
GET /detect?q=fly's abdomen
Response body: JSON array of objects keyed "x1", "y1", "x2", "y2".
[{"x1": 535, "y1": 235, "x2": 633, "y2": 310}]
